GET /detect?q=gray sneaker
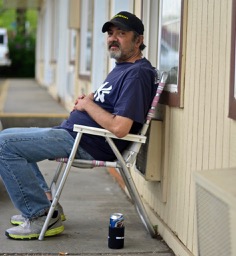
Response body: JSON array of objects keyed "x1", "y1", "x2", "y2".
[
  {"x1": 6, "y1": 210, "x2": 64, "y2": 240},
  {"x1": 10, "y1": 203, "x2": 66, "y2": 225}
]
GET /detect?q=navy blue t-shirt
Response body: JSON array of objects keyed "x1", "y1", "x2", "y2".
[{"x1": 58, "y1": 58, "x2": 157, "y2": 160}]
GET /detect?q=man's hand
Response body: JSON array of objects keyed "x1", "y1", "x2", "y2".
[
  {"x1": 73, "y1": 94, "x2": 85, "y2": 110},
  {"x1": 74, "y1": 93, "x2": 94, "y2": 111},
  {"x1": 73, "y1": 92, "x2": 133, "y2": 138}
]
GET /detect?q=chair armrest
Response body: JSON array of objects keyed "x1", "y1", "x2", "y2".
[{"x1": 73, "y1": 124, "x2": 146, "y2": 143}]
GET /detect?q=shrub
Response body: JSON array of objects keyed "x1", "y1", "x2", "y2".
[{"x1": 7, "y1": 34, "x2": 35, "y2": 77}]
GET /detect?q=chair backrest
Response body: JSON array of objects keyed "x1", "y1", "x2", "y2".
[
  {"x1": 122, "y1": 71, "x2": 168, "y2": 166},
  {"x1": 140, "y1": 70, "x2": 168, "y2": 135}
]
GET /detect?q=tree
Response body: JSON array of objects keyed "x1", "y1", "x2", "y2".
[{"x1": 0, "y1": 0, "x2": 38, "y2": 77}]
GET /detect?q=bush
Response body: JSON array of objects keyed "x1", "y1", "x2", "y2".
[{"x1": 4, "y1": 34, "x2": 36, "y2": 78}]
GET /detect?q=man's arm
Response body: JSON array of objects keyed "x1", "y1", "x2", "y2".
[{"x1": 74, "y1": 93, "x2": 133, "y2": 138}]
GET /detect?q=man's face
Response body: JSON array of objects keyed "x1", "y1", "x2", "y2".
[{"x1": 107, "y1": 26, "x2": 141, "y2": 62}]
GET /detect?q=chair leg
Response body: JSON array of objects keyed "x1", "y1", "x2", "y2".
[
  {"x1": 119, "y1": 166, "x2": 156, "y2": 238},
  {"x1": 50, "y1": 162, "x2": 64, "y2": 198},
  {"x1": 106, "y1": 137, "x2": 156, "y2": 238},
  {"x1": 39, "y1": 133, "x2": 83, "y2": 240},
  {"x1": 39, "y1": 159, "x2": 75, "y2": 240}
]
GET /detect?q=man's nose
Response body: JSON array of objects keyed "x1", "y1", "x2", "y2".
[{"x1": 109, "y1": 33, "x2": 119, "y2": 41}]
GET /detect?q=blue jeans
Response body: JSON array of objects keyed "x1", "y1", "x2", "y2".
[{"x1": 0, "y1": 127, "x2": 94, "y2": 219}]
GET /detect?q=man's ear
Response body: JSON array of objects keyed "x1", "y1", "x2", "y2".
[{"x1": 136, "y1": 35, "x2": 144, "y2": 46}]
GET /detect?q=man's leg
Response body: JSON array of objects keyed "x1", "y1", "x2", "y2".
[
  {"x1": 0, "y1": 127, "x2": 75, "y2": 219},
  {"x1": 2, "y1": 128, "x2": 66, "y2": 224},
  {"x1": 0, "y1": 128, "x2": 78, "y2": 239},
  {"x1": 0, "y1": 127, "x2": 95, "y2": 239},
  {"x1": 1, "y1": 128, "x2": 51, "y2": 195},
  {"x1": 10, "y1": 162, "x2": 66, "y2": 225}
]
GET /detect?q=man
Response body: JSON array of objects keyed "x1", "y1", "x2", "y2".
[{"x1": 0, "y1": 11, "x2": 157, "y2": 240}]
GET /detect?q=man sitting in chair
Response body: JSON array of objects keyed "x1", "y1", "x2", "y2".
[{"x1": 0, "y1": 11, "x2": 157, "y2": 240}]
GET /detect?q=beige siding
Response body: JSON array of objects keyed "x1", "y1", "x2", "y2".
[
  {"x1": 131, "y1": 0, "x2": 234, "y2": 255},
  {"x1": 231, "y1": 121, "x2": 236, "y2": 165},
  {"x1": 68, "y1": 0, "x2": 81, "y2": 29}
]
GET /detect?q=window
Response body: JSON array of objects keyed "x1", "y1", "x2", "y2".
[
  {"x1": 158, "y1": 0, "x2": 186, "y2": 107},
  {"x1": 79, "y1": 0, "x2": 93, "y2": 76},
  {"x1": 69, "y1": 29, "x2": 76, "y2": 64},
  {"x1": 143, "y1": 0, "x2": 186, "y2": 107},
  {"x1": 229, "y1": 0, "x2": 236, "y2": 119},
  {"x1": 0, "y1": 35, "x2": 4, "y2": 44},
  {"x1": 158, "y1": 0, "x2": 180, "y2": 88}
]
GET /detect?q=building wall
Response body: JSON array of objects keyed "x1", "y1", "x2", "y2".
[{"x1": 130, "y1": 0, "x2": 235, "y2": 255}]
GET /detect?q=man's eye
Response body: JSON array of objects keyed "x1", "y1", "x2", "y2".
[{"x1": 118, "y1": 31, "x2": 126, "y2": 36}]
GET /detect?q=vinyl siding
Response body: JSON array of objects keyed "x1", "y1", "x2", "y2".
[{"x1": 131, "y1": 0, "x2": 234, "y2": 255}]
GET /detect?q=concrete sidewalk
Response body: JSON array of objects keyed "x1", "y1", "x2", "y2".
[
  {"x1": 0, "y1": 79, "x2": 175, "y2": 255},
  {"x1": 0, "y1": 79, "x2": 69, "y2": 128}
]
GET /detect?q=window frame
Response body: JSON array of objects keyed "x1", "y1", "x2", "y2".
[{"x1": 229, "y1": 0, "x2": 236, "y2": 120}]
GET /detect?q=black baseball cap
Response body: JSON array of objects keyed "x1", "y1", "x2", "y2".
[{"x1": 102, "y1": 11, "x2": 144, "y2": 35}]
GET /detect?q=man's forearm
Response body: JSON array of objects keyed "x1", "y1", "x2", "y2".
[{"x1": 75, "y1": 95, "x2": 133, "y2": 138}]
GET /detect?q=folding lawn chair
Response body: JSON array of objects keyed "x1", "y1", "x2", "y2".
[{"x1": 39, "y1": 71, "x2": 168, "y2": 241}]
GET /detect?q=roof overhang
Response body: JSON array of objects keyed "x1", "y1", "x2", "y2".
[{"x1": 2, "y1": 0, "x2": 43, "y2": 9}]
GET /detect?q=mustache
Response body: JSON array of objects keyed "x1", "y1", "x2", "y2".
[{"x1": 108, "y1": 42, "x2": 120, "y2": 49}]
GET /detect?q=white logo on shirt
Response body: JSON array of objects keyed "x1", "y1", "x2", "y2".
[{"x1": 94, "y1": 82, "x2": 112, "y2": 102}]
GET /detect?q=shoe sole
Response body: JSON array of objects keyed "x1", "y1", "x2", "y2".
[
  {"x1": 10, "y1": 214, "x2": 66, "y2": 226},
  {"x1": 5, "y1": 225, "x2": 64, "y2": 240}
]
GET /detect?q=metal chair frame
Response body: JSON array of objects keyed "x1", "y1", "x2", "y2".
[{"x1": 38, "y1": 71, "x2": 167, "y2": 241}]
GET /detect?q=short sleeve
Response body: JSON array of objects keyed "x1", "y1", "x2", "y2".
[{"x1": 113, "y1": 68, "x2": 154, "y2": 124}]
